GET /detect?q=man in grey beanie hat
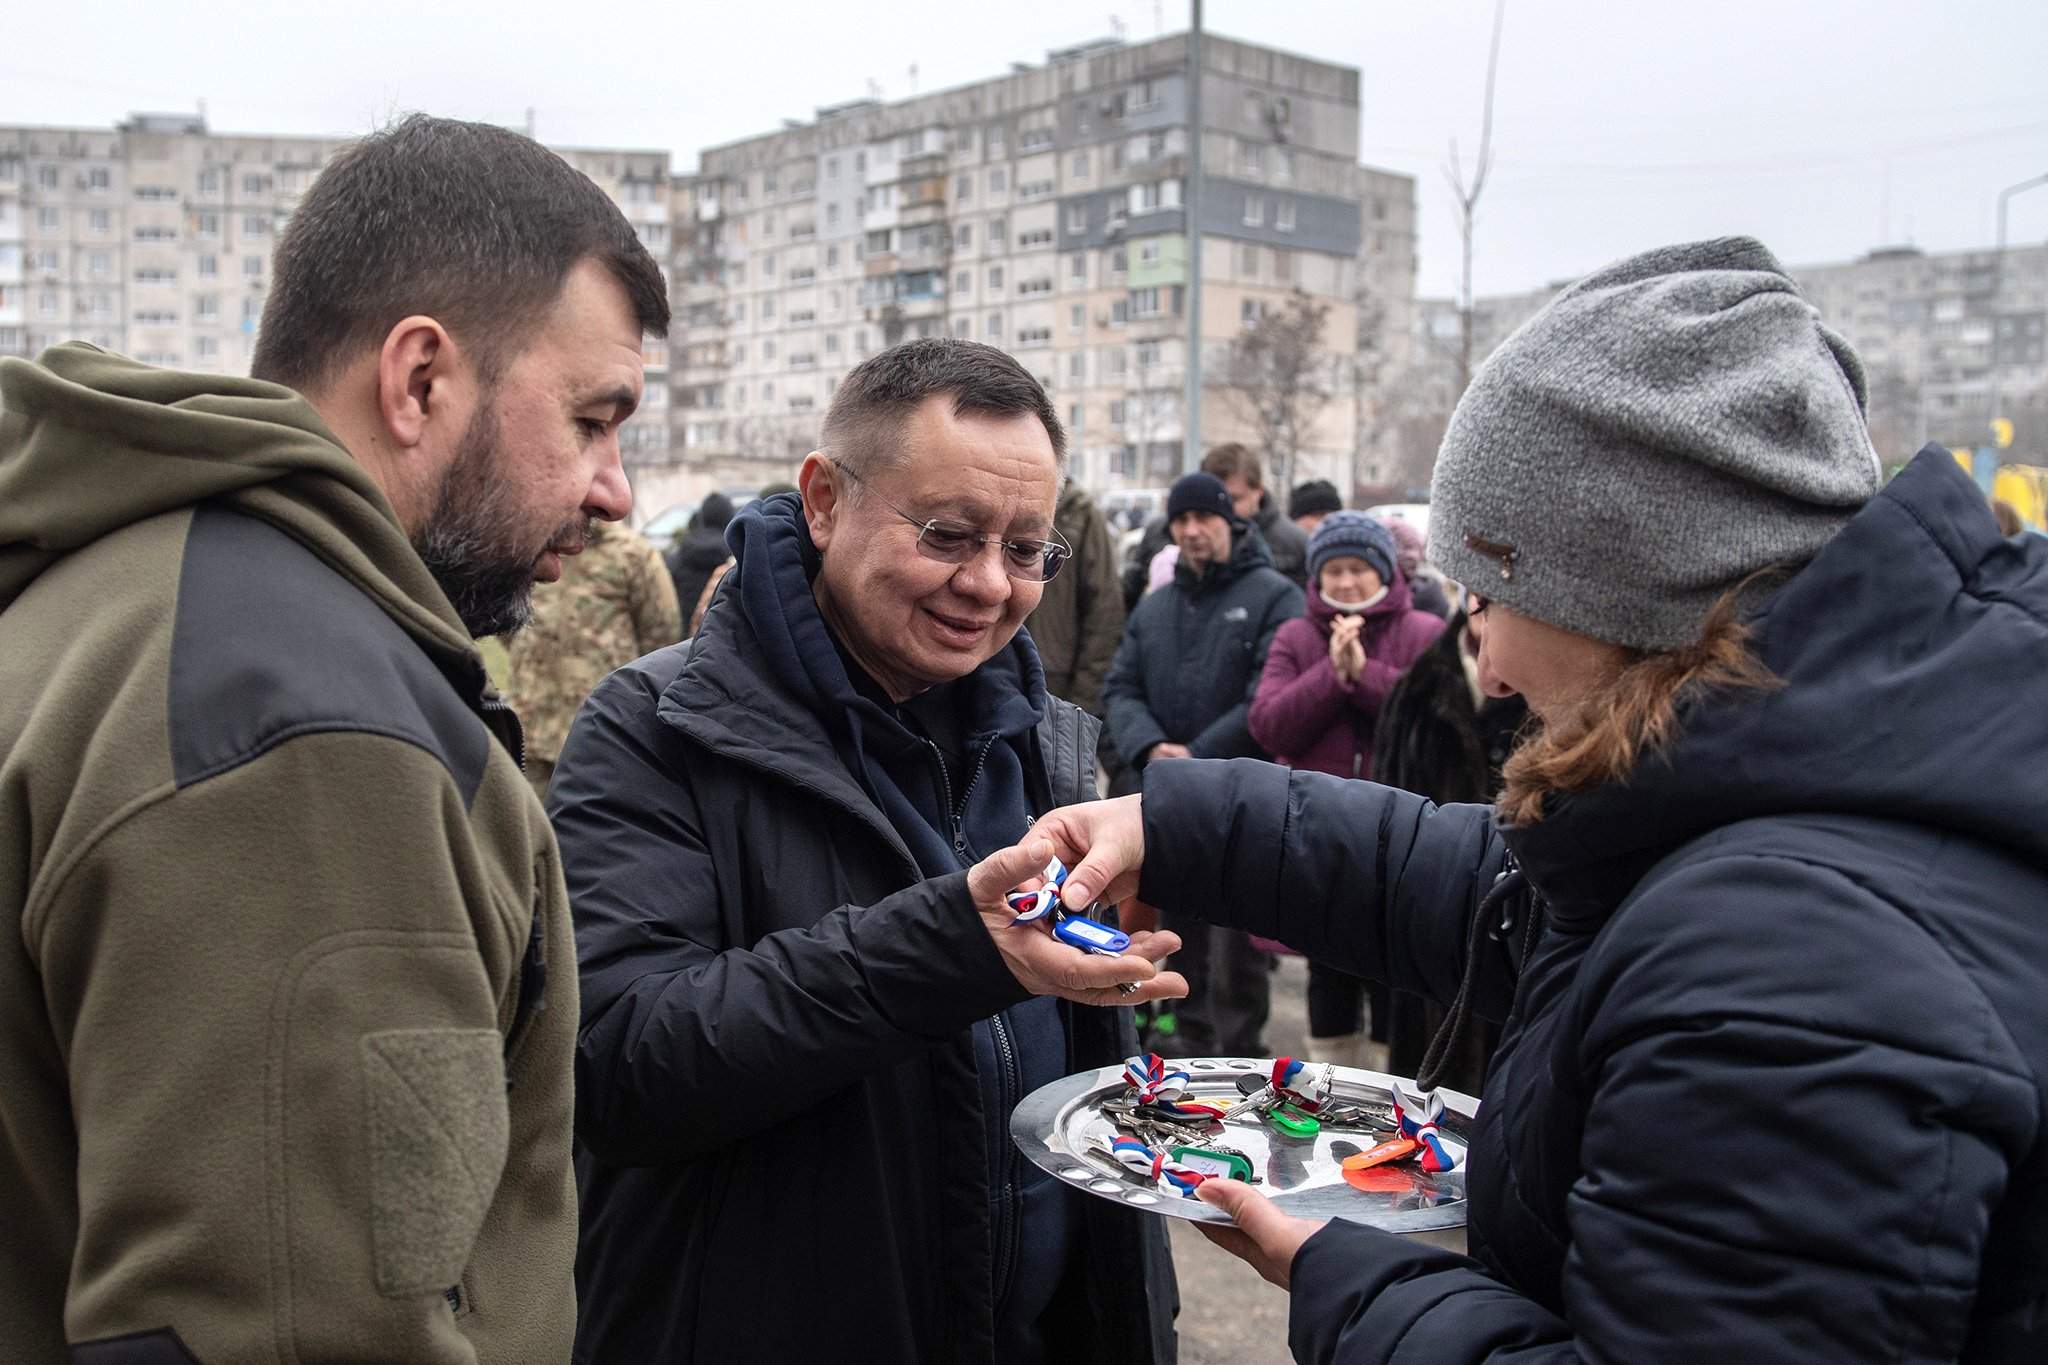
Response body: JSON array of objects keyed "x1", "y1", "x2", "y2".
[{"x1": 1427, "y1": 235, "x2": 1883, "y2": 651}]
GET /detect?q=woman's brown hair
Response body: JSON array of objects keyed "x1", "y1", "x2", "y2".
[{"x1": 1496, "y1": 580, "x2": 1784, "y2": 827}]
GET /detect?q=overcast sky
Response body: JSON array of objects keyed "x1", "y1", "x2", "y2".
[{"x1": 7, "y1": 0, "x2": 2046, "y2": 299}]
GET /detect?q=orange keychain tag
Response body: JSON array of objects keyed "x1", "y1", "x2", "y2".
[{"x1": 1340, "y1": 1137, "x2": 1418, "y2": 1173}]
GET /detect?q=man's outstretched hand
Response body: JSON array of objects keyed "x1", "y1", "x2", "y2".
[
  {"x1": 967, "y1": 838, "x2": 1185, "y2": 1007},
  {"x1": 1017, "y1": 794, "x2": 1148, "y2": 913}
]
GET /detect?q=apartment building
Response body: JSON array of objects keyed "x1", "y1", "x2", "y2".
[
  {"x1": 663, "y1": 32, "x2": 1417, "y2": 503},
  {"x1": 1404, "y1": 240, "x2": 2048, "y2": 481},
  {"x1": 0, "y1": 112, "x2": 674, "y2": 459}
]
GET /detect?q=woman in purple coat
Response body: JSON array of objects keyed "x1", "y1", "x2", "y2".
[{"x1": 1248, "y1": 511, "x2": 1444, "y2": 1066}]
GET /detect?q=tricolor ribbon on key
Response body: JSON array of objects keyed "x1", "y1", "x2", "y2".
[
  {"x1": 1005, "y1": 856, "x2": 1069, "y2": 923},
  {"x1": 1106, "y1": 1135, "x2": 1209, "y2": 1199},
  {"x1": 1120, "y1": 1054, "x2": 1227, "y2": 1121},
  {"x1": 1270, "y1": 1056, "x2": 1333, "y2": 1112},
  {"x1": 1393, "y1": 1082, "x2": 1459, "y2": 1173}
]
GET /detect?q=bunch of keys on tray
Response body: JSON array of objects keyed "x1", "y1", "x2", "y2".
[
  {"x1": 1009, "y1": 1055, "x2": 1477, "y2": 1229},
  {"x1": 1004, "y1": 854, "x2": 1140, "y2": 996},
  {"x1": 1084, "y1": 1054, "x2": 1462, "y2": 1203}
]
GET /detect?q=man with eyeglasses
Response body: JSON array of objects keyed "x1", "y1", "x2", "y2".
[{"x1": 548, "y1": 339, "x2": 1184, "y2": 1364}]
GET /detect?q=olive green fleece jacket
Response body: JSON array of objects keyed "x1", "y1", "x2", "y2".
[{"x1": 0, "y1": 344, "x2": 578, "y2": 1364}]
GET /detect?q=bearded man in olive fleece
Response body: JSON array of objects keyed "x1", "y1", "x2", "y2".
[{"x1": 0, "y1": 116, "x2": 667, "y2": 1364}]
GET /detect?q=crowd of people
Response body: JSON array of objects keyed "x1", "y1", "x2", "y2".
[{"x1": 3, "y1": 112, "x2": 2046, "y2": 1365}]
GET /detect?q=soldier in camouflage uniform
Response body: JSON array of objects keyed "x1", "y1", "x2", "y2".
[{"x1": 508, "y1": 517, "x2": 681, "y2": 797}]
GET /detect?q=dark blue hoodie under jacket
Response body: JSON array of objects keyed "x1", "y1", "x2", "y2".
[{"x1": 1135, "y1": 447, "x2": 2048, "y2": 1362}]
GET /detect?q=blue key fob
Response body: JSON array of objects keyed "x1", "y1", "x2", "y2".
[{"x1": 1052, "y1": 914, "x2": 1130, "y2": 955}]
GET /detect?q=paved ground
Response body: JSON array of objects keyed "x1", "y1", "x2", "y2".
[{"x1": 1167, "y1": 955, "x2": 1467, "y2": 1365}]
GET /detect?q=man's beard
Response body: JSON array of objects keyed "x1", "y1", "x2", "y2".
[{"x1": 413, "y1": 404, "x2": 588, "y2": 638}]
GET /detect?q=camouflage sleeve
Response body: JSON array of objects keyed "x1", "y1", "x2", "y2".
[{"x1": 629, "y1": 535, "x2": 683, "y2": 655}]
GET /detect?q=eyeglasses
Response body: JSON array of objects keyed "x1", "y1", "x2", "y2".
[{"x1": 833, "y1": 461, "x2": 1071, "y2": 583}]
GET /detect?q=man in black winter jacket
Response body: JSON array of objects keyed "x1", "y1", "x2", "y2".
[
  {"x1": 550, "y1": 339, "x2": 1183, "y2": 1365},
  {"x1": 1103, "y1": 471, "x2": 1301, "y2": 1056}
]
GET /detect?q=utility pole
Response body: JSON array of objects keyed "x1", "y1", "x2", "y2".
[
  {"x1": 1981, "y1": 171, "x2": 2048, "y2": 492},
  {"x1": 1182, "y1": 0, "x2": 1205, "y2": 473}
]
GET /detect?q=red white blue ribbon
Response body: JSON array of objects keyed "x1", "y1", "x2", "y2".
[
  {"x1": 1121, "y1": 1053, "x2": 1225, "y2": 1121},
  {"x1": 1123, "y1": 1053, "x2": 1192, "y2": 1105},
  {"x1": 1271, "y1": 1056, "x2": 1333, "y2": 1111},
  {"x1": 1393, "y1": 1081, "x2": 1459, "y2": 1172},
  {"x1": 1106, "y1": 1135, "x2": 1209, "y2": 1198},
  {"x1": 1005, "y1": 856, "x2": 1069, "y2": 923}
]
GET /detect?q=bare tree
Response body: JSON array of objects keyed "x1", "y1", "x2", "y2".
[
  {"x1": 1448, "y1": 0, "x2": 1507, "y2": 396},
  {"x1": 1215, "y1": 288, "x2": 1337, "y2": 494}
]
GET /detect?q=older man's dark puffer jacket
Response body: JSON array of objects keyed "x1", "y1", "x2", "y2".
[{"x1": 1139, "y1": 447, "x2": 2048, "y2": 1363}]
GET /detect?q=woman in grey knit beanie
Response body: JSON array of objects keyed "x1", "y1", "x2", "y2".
[{"x1": 1030, "y1": 236, "x2": 2048, "y2": 1360}]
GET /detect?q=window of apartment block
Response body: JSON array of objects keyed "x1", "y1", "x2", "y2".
[
  {"x1": 1140, "y1": 241, "x2": 1163, "y2": 268},
  {"x1": 1110, "y1": 298, "x2": 1128, "y2": 325},
  {"x1": 987, "y1": 266, "x2": 1004, "y2": 290},
  {"x1": 1068, "y1": 349, "x2": 1085, "y2": 378},
  {"x1": 955, "y1": 270, "x2": 971, "y2": 293},
  {"x1": 198, "y1": 168, "x2": 220, "y2": 193},
  {"x1": 1069, "y1": 304, "x2": 1084, "y2": 332},
  {"x1": 1276, "y1": 200, "x2": 1297, "y2": 233},
  {"x1": 988, "y1": 217, "x2": 1007, "y2": 251},
  {"x1": 987, "y1": 124, "x2": 1006, "y2": 155},
  {"x1": 826, "y1": 245, "x2": 840, "y2": 267},
  {"x1": 956, "y1": 173, "x2": 972, "y2": 201},
  {"x1": 1110, "y1": 246, "x2": 1128, "y2": 276},
  {"x1": 986, "y1": 313, "x2": 1003, "y2": 340},
  {"x1": 89, "y1": 251, "x2": 110, "y2": 277},
  {"x1": 197, "y1": 295, "x2": 219, "y2": 321},
  {"x1": 1276, "y1": 149, "x2": 1296, "y2": 181},
  {"x1": 89, "y1": 210, "x2": 109, "y2": 234},
  {"x1": 825, "y1": 203, "x2": 839, "y2": 229},
  {"x1": 1241, "y1": 142, "x2": 1263, "y2": 176},
  {"x1": 1238, "y1": 243, "x2": 1258, "y2": 276},
  {"x1": 196, "y1": 212, "x2": 220, "y2": 237},
  {"x1": 1241, "y1": 298, "x2": 1263, "y2": 327},
  {"x1": 197, "y1": 254, "x2": 217, "y2": 278},
  {"x1": 197, "y1": 336, "x2": 219, "y2": 359},
  {"x1": 954, "y1": 224, "x2": 972, "y2": 249},
  {"x1": 1109, "y1": 398, "x2": 1127, "y2": 425},
  {"x1": 732, "y1": 343, "x2": 746, "y2": 363},
  {"x1": 37, "y1": 291, "x2": 58, "y2": 317},
  {"x1": 989, "y1": 168, "x2": 1008, "y2": 193},
  {"x1": 763, "y1": 339, "x2": 776, "y2": 360},
  {"x1": 1066, "y1": 205, "x2": 1087, "y2": 235},
  {"x1": 1106, "y1": 346, "x2": 1127, "y2": 376},
  {"x1": 952, "y1": 317, "x2": 970, "y2": 338},
  {"x1": 37, "y1": 165, "x2": 58, "y2": 189},
  {"x1": 764, "y1": 170, "x2": 778, "y2": 194},
  {"x1": 825, "y1": 333, "x2": 840, "y2": 354},
  {"x1": 33, "y1": 207, "x2": 58, "y2": 231},
  {"x1": 1070, "y1": 152, "x2": 1089, "y2": 179},
  {"x1": 1137, "y1": 341, "x2": 1161, "y2": 367},
  {"x1": 88, "y1": 167, "x2": 111, "y2": 192},
  {"x1": 762, "y1": 297, "x2": 776, "y2": 320},
  {"x1": 1069, "y1": 253, "x2": 1087, "y2": 283},
  {"x1": 1243, "y1": 195, "x2": 1265, "y2": 227},
  {"x1": 733, "y1": 301, "x2": 746, "y2": 322},
  {"x1": 244, "y1": 255, "x2": 262, "y2": 278},
  {"x1": 763, "y1": 253, "x2": 776, "y2": 277},
  {"x1": 242, "y1": 174, "x2": 268, "y2": 195},
  {"x1": 763, "y1": 381, "x2": 775, "y2": 401},
  {"x1": 244, "y1": 215, "x2": 268, "y2": 237}
]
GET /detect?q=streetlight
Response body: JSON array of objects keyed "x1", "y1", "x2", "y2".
[{"x1": 1980, "y1": 171, "x2": 2048, "y2": 491}]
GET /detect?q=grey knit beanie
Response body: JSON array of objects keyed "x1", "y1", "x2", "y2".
[
  {"x1": 1426, "y1": 236, "x2": 1883, "y2": 651},
  {"x1": 1309, "y1": 510, "x2": 1397, "y2": 585}
]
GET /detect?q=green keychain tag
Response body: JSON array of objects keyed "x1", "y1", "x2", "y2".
[
  {"x1": 1266, "y1": 1102, "x2": 1321, "y2": 1138},
  {"x1": 1168, "y1": 1145, "x2": 1255, "y2": 1182}
]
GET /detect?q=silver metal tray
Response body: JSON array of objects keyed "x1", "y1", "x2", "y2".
[{"x1": 1010, "y1": 1057, "x2": 1479, "y2": 1231}]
